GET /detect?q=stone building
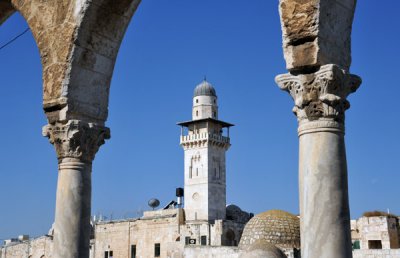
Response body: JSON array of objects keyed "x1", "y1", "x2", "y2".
[
  {"x1": 89, "y1": 81, "x2": 251, "y2": 258},
  {"x1": 0, "y1": 235, "x2": 52, "y2": 258},
  {"x1": 350, "y1": 213, "x2": 400, "y2": 258}
]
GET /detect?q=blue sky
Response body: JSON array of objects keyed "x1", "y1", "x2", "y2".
[{"x1": 0, "y1": 1, "x2": 399, "y2": 239}]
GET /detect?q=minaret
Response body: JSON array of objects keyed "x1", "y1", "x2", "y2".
[{"x1": 178, "y1": 80, "x2": 233, "y2": 222}]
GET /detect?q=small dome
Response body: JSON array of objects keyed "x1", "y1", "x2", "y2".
[
  {"x1": 239, "y1": 210, "x2": 300, "y2": 250},
  {"x1": 239, "y1": 241, "x2": 287, "y2": 258},
  {"x1": 194, "y1": 80, "x2": 217, "y2": 97}
]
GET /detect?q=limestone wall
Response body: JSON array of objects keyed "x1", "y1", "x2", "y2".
[
  {"x1": 0, "y1": 236, "x2": 53, "y2": 258},
  {"x1": 93, "y1": 209, "x2": 185, "y2": 258},
  {"x1": 183, "y1": 246, "x2": 239, "y2": 258},
  {"x1": 357, "y1": 216, "x2": 400, "y2": 249},
  {"x1": 180, "y1": 219, "x2": 245, "y2": 247},
  {"x1": 353, "y1": 249, "x2": 400, "y2": 258}
]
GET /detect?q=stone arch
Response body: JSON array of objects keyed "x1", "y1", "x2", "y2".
[
  {"x1": 224, "y1": 229, "x2": 236, "y2": 246},
  {"x1": 0, "y1": 1, "x2": 142, "y2": 257},
  {"x1": 2, "y1": 0, "x2": 140, "y2": 124}
]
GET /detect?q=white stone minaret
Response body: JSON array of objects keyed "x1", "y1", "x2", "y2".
[{"x1": 178, "y1": 80, "x2": 233, "y2": 222}]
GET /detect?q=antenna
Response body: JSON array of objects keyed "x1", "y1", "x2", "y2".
[{"x1": 148, "y1": 198, "x2": 160, "y2": 210}]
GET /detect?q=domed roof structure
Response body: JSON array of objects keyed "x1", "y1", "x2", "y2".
[
  {"x1": 193, "y1": 80, "x2": 217, "y2": 97},
  {"x1": 239, "y1": 240, "x2": 287, "y2": 258},
  {"x1": 239, "y1": 210, "x2": 300, "y2": 250},
  {"x1": 226, "y1": 204, "x2": 252, "y2": 224}
]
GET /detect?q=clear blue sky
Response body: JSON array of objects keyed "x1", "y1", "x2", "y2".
[{"x1": 0, "y1": 1, "x2": 399, "y2": 239}]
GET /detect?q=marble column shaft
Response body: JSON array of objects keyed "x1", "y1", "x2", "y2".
[
  {"x1": 276, "y1": 64, "x2": 361, "y2": 258},
  {"x1": 43, "y1": 120, "x2": 110, "y2": 258}
]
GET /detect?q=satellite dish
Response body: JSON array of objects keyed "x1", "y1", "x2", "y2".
[{"x1": 148, "y1": 198, "x2": 160, "y2": 210}]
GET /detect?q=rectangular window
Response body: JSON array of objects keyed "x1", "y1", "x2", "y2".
[
  {"x1": 185, "y1": 237, "x2": 190, "y2": 245},
  {"x1": 368, "y1": 240, "x2": 382, "y2": 249},
  {"x1": 189, "y1": 167, "x2": 192, "y2": 179},
  {"x1": 201, "y1": 236, "x2": 207, "y2": 246},
  {"x1": 131, "y1": 245, "x2": 136, "y2": 258},
  {"x1": 154, "y1": 243, "x2": 160, "y2": 257},
  {"x1": 104, "y1": 251, "x2": 113, "y2": 258}
]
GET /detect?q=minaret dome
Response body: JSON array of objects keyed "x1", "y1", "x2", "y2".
[
  {"x1": 192, "y1": 80, "x2": 218, "y2": 120},
  {"x1": 193, "y1": 80, "x2": 217, "y2": 97}
]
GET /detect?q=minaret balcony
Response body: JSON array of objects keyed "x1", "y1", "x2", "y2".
[{"x1": 180, "y1": 132, "x2": 230, "y2": 146}]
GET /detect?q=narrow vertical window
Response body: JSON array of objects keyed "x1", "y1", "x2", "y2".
[
  {"x1": 196, "y1": 168, "x2": 199, "y2": 176},
  {"x1": 104, "y1": 252, "x2": 108, "y2": 258},
  {"x1": 189, "y1": 167, "x2": 192, "y2": 179},
  {"x1": 196, "y1": 110, "x2": 199, "y2": 117},
  {"x1": 154, "y1": 243, "x2": 161, "y2": 257},
  {"x1": 185, "y1": 237, "x2": 190, "y2": 245},
  {"x1": 196, "y1": 99, "x2": 199, "y2": 103},
  {"x1": 131, "y1": 245, "x2": 136, "y2": 258},
  {"x1": 201, "y1": 236, "x2": 207, "y2": 245}
]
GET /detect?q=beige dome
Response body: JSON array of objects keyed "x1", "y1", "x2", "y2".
[{"x1": 239, "y1": 210, "x2": 300, "y2": 250}]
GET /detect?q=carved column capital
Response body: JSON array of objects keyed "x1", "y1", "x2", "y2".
[
  {"x1": 43, "y1": 120, "x2": 110, "y2": 163},
  {"x1": 275, "y1": 64, "x2": 361, "y2": 135}
]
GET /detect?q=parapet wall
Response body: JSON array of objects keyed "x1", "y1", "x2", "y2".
[
  {"x1": 353, "y1": 249, "x2": 400, "y2": 258},
  {"x1": 183, "y1": 246, "x2": 239, "y2": 258}
]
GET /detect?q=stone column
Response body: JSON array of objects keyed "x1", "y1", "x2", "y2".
[
  {"x1": 276, "y1": 65, "x2": 361, "y2": 257},
  {"x1": 43, "y1": 120, "x2": 110, "y2": 258}
]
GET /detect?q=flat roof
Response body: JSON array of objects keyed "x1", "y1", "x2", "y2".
[{"x1": 177, "y1": 117, "x2": 234, "y2": 128}]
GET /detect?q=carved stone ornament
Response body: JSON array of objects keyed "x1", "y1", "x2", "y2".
[
  {"x1": 275, "y1": 64, "x2": 361, "y2": 134},
  {"x1": 43, "y1": 120, "x2": 110, "y2": 163}
]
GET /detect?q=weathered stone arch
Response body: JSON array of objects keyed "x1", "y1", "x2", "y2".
[
  {"x1": 1, "y1": 1, "x2": 141, "y2": 257},
  {"x1": 2, "y1": 0, "x2": 140, "y2": 124},
  {"x1": 1, "y1": 1, "x2": 362, "y2": 258}
]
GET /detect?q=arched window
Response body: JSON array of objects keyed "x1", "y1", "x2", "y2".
[
  {"x1": 225, "y1": 229, "x2": 236, "y2": 246},
  {"x1": 196, "y1": 110, "x2": 199, "y2": 117}
]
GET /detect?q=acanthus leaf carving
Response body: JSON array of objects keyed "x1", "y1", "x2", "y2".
[
  {"x1": 43, "y1": 120, "x2": 110, "y2": 163},
  {"x1": 276, "y1": 64, "x2": 361, "y2": 131}
]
